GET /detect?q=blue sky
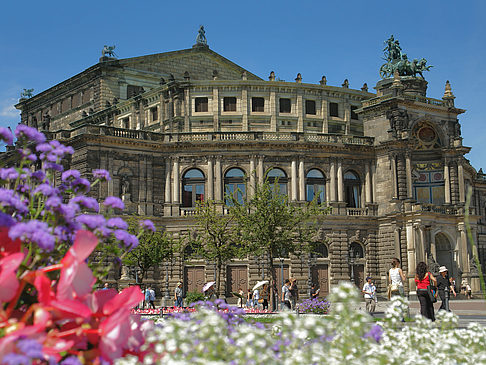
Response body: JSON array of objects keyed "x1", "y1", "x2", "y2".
[{"x1": 1, "y1": 0, "x2": 484, "y2": 168}]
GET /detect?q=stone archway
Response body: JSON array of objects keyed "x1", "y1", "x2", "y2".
[{"x1": 435, "y1": 233, "x2": 457, "y2": 278}]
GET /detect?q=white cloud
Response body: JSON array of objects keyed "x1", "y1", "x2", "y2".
[{"x1": 0, "y1": 98, "x2": 19, "y2": 118}]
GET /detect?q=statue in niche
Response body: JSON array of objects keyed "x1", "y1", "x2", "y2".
[{"x1": 120, "y1": 177, "x2": 131, "y2": 202}]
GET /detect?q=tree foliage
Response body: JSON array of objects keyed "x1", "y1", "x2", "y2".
[{"x1": 188, "y1": 199, "x2": 243, "y2": 297}]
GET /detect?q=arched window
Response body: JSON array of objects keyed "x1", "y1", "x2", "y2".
[
  {"x1": 349, "y1": 242, "x2": 364, "y2": 259},
  {"x1": 182, "y1": 169, "x2": 205, "y2": 208},
  {"x1": 225, "y1": 168, "x2": 246, "y2": 205},
  {"x1": 306, "y1": 169, "x2": 326, "y2": 203},
  {"x1": 267, "y1": 168, "x2": 288, "y2": 195},
  {"x1": 313, "y1": 243, "x2": 328, "y2": 258},
  {"x1": 344, "y1": 171, "x2": 361, "y2": 208}
]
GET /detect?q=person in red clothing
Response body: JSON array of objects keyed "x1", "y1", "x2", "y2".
[{"x1": 415, "y1": 261, "x2": 437, "y2": 321}]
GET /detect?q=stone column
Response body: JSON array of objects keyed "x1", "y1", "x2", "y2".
[
  {"x1": 184, "y1": 88, "x2": 190, "y2": 132},
  {"x1": 213, "y1": 87, "x2": 219, "y2": 131},
  {"x1": 165, "y1": 158, "x2": 172, "y2": 204},
  {"x1": 458, "y1": 160, "x2": 465, "y2": 203},
  {"x1": 458, "y1": 224, "x2": 470, "y2": 273},
  {"x1": 297, "y1": 93, "x2": 303, "y2": 133},
  {"x1": 330, "y1": 159, "x2": 336, "y2": 202},
  {"x1": 371, "y1": 161, "x2": 376, "y2": 204},
  {"x1": 406, "y1": 223, "x2": 417, "y2": 291},
  {"x1": 215, "y1": 157, "x2": 222, "y2": 201},
  {"x1": 242, "y1": 88, "x2": 248, "y2": 131},
  {"x1": 291, "y1": 160, "x2": 298, "y2": 201},
  {"x1": 257, "y1": 156, "x2": 264, "y2": 185},
  {"x1": 365, "y1": 162, "x2": 371, "y2": 204},
  {"x1": 321, "y1": 95, "x2": 329, "y2": 134},
  {"x1": 406, "y1": 153, "x2": 413, "y2": 199},
  {"x1": 172, "y1": 158, "x2": 180, "y2": 204},
  {"x1": 299, "y1": 159, "x2": 305, "y2": 201},
  {"x1": 418, "y1": 225, "x2": 426, "y2": 264},
  {"x1": 390, "y1": 154, "x2": 398, "y2": 199},
  {"x1": 207, "y1": 157, "x2": 214, "y2": 200},
  {"x1": 444, "y1": 162, "x2": 451, "y2": 204},
  {"x1": 249, "y1": 156, "x2": 256, "y2": 197},
  {"x1": 270, "y1": 91, "x2": 277, "y2": 132},
  {"x1": 394, "y1": 227, "x2": 401, "y2": 260},
  {"x1": 337, "y1": 159, "x2": 344, "y2": 202}
]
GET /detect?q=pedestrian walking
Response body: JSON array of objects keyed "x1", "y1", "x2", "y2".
[
  {"x1": 281, "y1": 279, "x2": 292, "y2": 310},
  {"x1": 146, "y1": 287, "x2": 155, "y2": 309},
  {"x1": 362, "y1": 276, "x2": 377, "y2": 313},
  {"x1": 261, "y1": 284, "x2": 269, "y2": 310},
  {"x1": 246, "y1": 289, "x2": 253, "y2": 308},
  {"x1": 237, "y1": 288, "x2": 244, "y2": 307},
  {"x1": 289, "y1": 278, "x2": 299, "y2": 310},
  {"x1": 388, "y1": 258, "x2": 406, "y2": 298},
  {"x1": 174, "y1": 282, "x2": 183, "y2": 307},
  {"x1": 437, "y1": 266, "x2": 456, "y2": 312},
  {"x1": 253, "y1": 288, "x2": 260, "y2": 309},
  {"x1": 310, "y1": 284, "x2": 320, "y2": 299},
  {"x1": 415, "y1": 262, "x2": 436, "y2": 321},
  {"x1": 466, "y1": 283, "x2": 472, "y2": 299}
]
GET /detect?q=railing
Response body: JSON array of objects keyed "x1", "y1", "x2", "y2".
[
  {"x1": 362, "y1": 94, "x2": 445, "y2": 108},
  {"x1": 180, "y1": 208, "x2": 198, "y2": 216},
  {"x1": 56, "y1": 126, "x2": 375, "y2": 146},
  {"x1": 346, "y1": 208, "x2": 369, "y2": 216},
  {"x1": 415, "y1": 203, "x2": 476, "y2": 215}
]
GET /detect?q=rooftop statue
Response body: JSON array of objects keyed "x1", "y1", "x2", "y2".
[
  {"x1": 102, "y1": 45, "x2": 117, "y2": 58},
  {"x1": 20, "y1": 88, "x2": 34, "y2": 99},
  {"x1": 379, "y1": 35, "x2": 432, "y2": 79},
  {"x1": 196, "y1": 25, "x2": 207, "y2": 45}
]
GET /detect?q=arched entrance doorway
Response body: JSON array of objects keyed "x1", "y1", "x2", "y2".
[{"x1": 435, "y1": 233, "x2": 456, "y2": 278}]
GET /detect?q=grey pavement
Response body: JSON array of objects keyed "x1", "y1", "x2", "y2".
[{"x1": 359, "y1": 298, "x2": 486, "y2": 327}]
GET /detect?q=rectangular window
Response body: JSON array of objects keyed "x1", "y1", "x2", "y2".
[
  {"x1": 195, "y1": 97, "x2": 208, "y2": 112},
  {"x1": 351, "y1": 106, "x2": 359, "y2": 120},
  {"x1": 329, "y1": 102, "x2": 339, "y2": 117},
  {"x1": 127, "y1": 85, "x2": 144, "y2": 99},
  {"x1": 305, "y1": 100, "x2": 316, "y2": 115},
  {"x1": 280, "y1": 98, "x2": 291, "y2": 113},
  {"x1": 223, "y1": 97, "x2": 237, "y2": 112},
  {"x1": 150, "y1": 107, "x2": 158, "y2": 122},
  {"x1": 122, "y1": 117, "x2": 130, "y2": 129},
  {"x1": 252, "y1": 97, "x2": 264, "y2": 112}
]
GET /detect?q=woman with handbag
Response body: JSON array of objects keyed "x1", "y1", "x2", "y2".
[
  {"x1": 388, "y1": 258, "x2": 406, "y2": 298},
  {"x1": 415, "y1": 261, "x2": 437, "y2": 321}
]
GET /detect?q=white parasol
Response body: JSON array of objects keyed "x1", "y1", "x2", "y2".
[
  {"x1": 202, "y1": 281, "x2": 215, "y2": 292},
  {"x1": 252, "y1": 280, "x2": 269, "y2": 291}
]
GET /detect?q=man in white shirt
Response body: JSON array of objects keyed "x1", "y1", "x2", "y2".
[{"x1": 362, "y1": 276, "x2": 376, "y2": 313}]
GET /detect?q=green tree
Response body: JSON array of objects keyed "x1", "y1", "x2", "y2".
[
  {"x1": 123, "y1": 222, "x2": 176, "y2": 284},
  {"x1": 229, "y1": 178, "x2": 325, "y2": 306},
  {"x1": 188, "y1": 199, "x2": 243, "y2": 298}
]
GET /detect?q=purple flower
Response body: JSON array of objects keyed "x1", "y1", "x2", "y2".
[
  {"x1": 45, "y1": 196, "x2": 62, "y2": 209},
  {"x1": 0, "y1": 188, "x2": 28, "y2": 215},
  {"x1": 0, "y1": 127, "x2": 14, "y2": 145},
  {"x1": 71, "y1": 196, "x2": 99, "y2": 212},
  {"x1": 61, "y1": 170, "x2": 81, "y2": 182},
  {"x1": 15, "y1": 124, "x2": 46, "y2": 144},
  {"x1": 60, "y1": 357, "x2": 82, "y2": 365},
  {"x1": 31, "y1": 170, "x2": 46, "y2": 182},
  {"x1": 9, "y1": 220, "x2": 56, "y2": 251},
  {"x1": 16, "y1": 338, "x2": 44, "y2": 358},
  {"x1": 140, "y1": 219, "x2": 155, "y2": 232},
  {"x1": 103, "y1": 196, "x2": 124, "y2": 211},
  {"x1": 0, "y1": 212, "x2": 15, "y2": 227},
  {"x1": 107, "y1": 217, "x2": 128, "y2": 230},
  {"x1": 364, "y1": 324, "x2": 383, "y2": 342},
  {"x1": 0, "y1": 167, "x2": 19, "y2": 180},
  {"x1": 93, "y1": 169, "x2": 111, "y2": 181},
  {"x1": 2, "y1": 353, "x2": 31, "y2": 365},
  {"x1": 34, "y1": 183, "x2": 57, "y2": 197},
  {"x1": 72, "y1": 178, "x2": 91, "y2": 193},
  {"x1": 44, "y1": 162, "x2": 63, "y2": 171},
  {"x1": 113, "y1": 229, "x2": 138, "y2": 248},
  {"x1": 76, "y1": 214, "x2": 106, "y2": 230}
]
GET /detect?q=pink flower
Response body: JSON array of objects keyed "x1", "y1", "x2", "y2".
[{"x1": 0, "y1": 252, "x2": 24, "y2": 303}]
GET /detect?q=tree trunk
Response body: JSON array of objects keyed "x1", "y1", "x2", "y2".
[
  {"x1": 268, "y1": 251, "x2": 278, "y2": 310},
  {"x1": 215, "y1": 258, "x2": 222, "y2": 299}
]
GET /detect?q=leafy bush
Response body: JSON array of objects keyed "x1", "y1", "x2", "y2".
[
  {"x1": 297, "y1": 297, "x2": 331, "y2": 314},
  {"x1": 184, "y1": 290, "x2": 206, "y2": 305}
]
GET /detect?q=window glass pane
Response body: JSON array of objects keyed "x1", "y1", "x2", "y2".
[
  {"x1": 184, "y1": 169, "x2": 204, "y2": 179},
  {"x1": 279, "y1": 98, "x2": 291, "y2": 113},
  {"x1": 329, "y1": 102, "x2": 339, "y2": 117},
  {"x1": 252, "y1": 97, "x2": 264, "y2": 112},
  {"x1": 195, "y1": 184, "x2": 204, "y2": 202},
  {"x1": 279, "y1": 183, "x2": 287, "y2": 195},
  {"x1": 344, "y1": 171, "x2": 358, "y2": 180},
  {"x1": 223, "y1": 97, "x2": 237, "y2": 112},
  {"x1": 182, "y1": 185, "x2": 192, "y2": 207},
  {"x1": 195, "y1": 97, "x2": 208, "y2": 112},
  {"x1": 307, "y1": 185, "x2": 315, "y2": 201},
  {"x1": 225, "y1": 168, "x2": 245, "y2": 178},
  {"x1": 307, "y1": 169, "x2": 324, "y2": 178},
  {"x1": 415, "y1": 187, "x2": 430, "y2": 204},
  {"x1": 267, "y1": 168, "x2": 286, "y2": 178},
  {"x1": 432, "y1": 186, "x2": 445, "y2": 205},
  {"x1": 305, "y1": 100, "x2": 316, "y2": 115}
]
